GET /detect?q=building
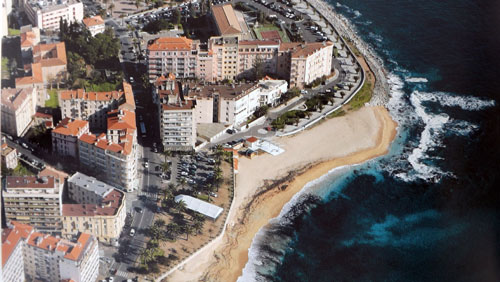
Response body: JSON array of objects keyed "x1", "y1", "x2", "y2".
[
  {"x1": 59, "y1": 82, "x2": 135, "y2": 130},
  {"x1": 82, "y1": 15, "x2": 105, "y2": 36},
  {"x1": 160, "y1": 99, "x2": 196, "y2": 151},
  {"x1": 16, "y1": 41, "x2": 67, "y2": 91},
  {"x1": 20, "y1": 25, "x2": 41, "y2": 60},
  {"x1": 2, "y1": 142, "x2": 19, "y2": 170},
  {"x1": 147, "y1": 37, "x2": 199, "y2": 81},
  {"x1": 23, "y1": 0, "x2": 84, "y2": 30},
  {"x1": 52, "y1": 118, "x2": 89, "y2": 158},
  {"x1": 209, "y1": 36, "x2": 239, "y2": 81},
  {"x1": 211, "y1": 4, "x2": 244, "y2": 37},
  {"x1": 2, "y1": 221, "x2": 30, "y2": 282},
  {"x1": 1, "y1": 0, "x2": 13, "y2": 38},
  {"x1": 78, "y1": 109, "x2": 138, "y2": 192},
  {"x1": 280, "y1": 42, "x2": 334, "y2": 88},
  {"x1": 3, "y1": 221, "x2": 100, "y2": 282},
  {"x1": 186, "y1": 79, "x2": 287, "y2": 127},
  {"x1": 62, "y1": 172, "x2": 126, "y2": 243},
  {"x1": 2, "y1": 174, "x2": 64, "y2": 234},
  {"x1": 1, "y1": 87, "x2": 37, "y2": 137},
  {"x1": 237, "y1": 40, "x2": 280, "y2": 79}
]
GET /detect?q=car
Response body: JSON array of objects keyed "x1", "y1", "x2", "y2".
[
  {"x1": 130, "y1": 77, "x2": 135, "y2": 83},
  {"x1": 5, "y1": 134, "x2": 13, "y2": 140},
  {"x1": 130, "y1": 229, "x2": 136, "y2": 237},
  {"x1": 210, "y1": 192, "x2": 218, "y2": 198},
  {"x1": 139, "y1": 115, "x2": 143, "y2": 121},
  {"x1": 136, "y1": 207, "x2": 143, "y2": 213},
  {"x1": 226, "y1": 129, "x2": 234, "y2": 134},
  {"x1": 144, "y1": 162, "x2": 149, "y2": 168},
  {"x1": 21, "y1": 143, "x2": 29, "y2": 149}
]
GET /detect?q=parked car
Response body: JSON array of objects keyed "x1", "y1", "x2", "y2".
[{"x1": 129, "y1": 228, "x2": 135, "y2": 236}]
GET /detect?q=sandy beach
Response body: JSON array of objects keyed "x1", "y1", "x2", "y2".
[{"x1": 165, "y1": 106, "x2": 397, "y2": 281}]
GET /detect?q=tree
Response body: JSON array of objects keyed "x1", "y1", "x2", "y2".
[
  {"x1": 167, "y1": 222, "x2": 180, "y2": 239},
  {"x1": 173, "y1": 9, "x2": 181, "y2": 26},
  {"x1": 257, "y1": 11, "x2": 265, "y2": 24},
  {"x1": 175, "y1": 199, "x2": 187, "y2": 213},
  {"x1": 253, "y1": 105, "x2": 269, "y2": 118},
  {"x1": 135, "y1": 0, "x2": 141, "y2": 9},
  {"x1": 183, "y1": 224, "x2": 194, "y2": 240},
  {"x1": 252, "y1": 56, "x2": 265, "y2": 80}
]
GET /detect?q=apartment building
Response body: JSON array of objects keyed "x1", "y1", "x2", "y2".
[
  {"x1": 1, "y1": 221, "x2": 30, "y2": 282},
  {"x1": 237, "y1": 40, "x2": 280, "y2": 79},
  {"x1": 209, "y1": 36, "x2": 239, "y2": 81},
  {"x1": 82, "y1": 15, "x2": 105, "y2": 36},
  {"x1": 62, "y1": 172, "x2": 126, "y2": 243},
  {"x1": 281, "y1": 42, "x2": 334, "y2": 88},
  {"x1": 59, "y1": 82, "x2": 135, "y2": 129},
  {"x1": 23, "y1": 0, "x2": 84, "y2": 30},
  {"x1": 3, "y1": 220, "x2": 100, "y2": 282},
  {"x1": 147, "y1": 37, "x2": 199, "y2": 81},
  {"x1": 2, "y1": 174, "x2": 64, "y2": 233},
  {"x1": 52, "y1": 118, "x2": 89, "y2": 158},
  {"x1": 78, "y1": 109, "x2": 138, "y2": 192},
  {"x1": 1, "y1": 87, "x2": 37, "y2": 137},
  {"x1": 160, "y1": 100, "x2": 196, "y2": 151},
  {"x1": 2, "y1": 142, "x2": 19, "y2": 170},
  {"x1": 186, "y1": 79, "x2": 287, "y2": 127}
]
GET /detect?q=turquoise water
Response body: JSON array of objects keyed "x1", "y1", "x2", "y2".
[{"x1": 239, "y1": 0, "x2": 500, "y2": 281}]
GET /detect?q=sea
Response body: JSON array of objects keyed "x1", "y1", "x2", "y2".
[{"x1": 239, "y1": 0, "x2": 500, "y2": 281}]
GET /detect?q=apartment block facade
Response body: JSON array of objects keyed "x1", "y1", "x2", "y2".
[
  {"x1": 1, "y1": 87, "x2": 37, "y2": 137},
  {"x1": 51, "y1": 118, "x2": 89, "y2": 158},
  {"x1": 1, "y1": 221, "x2": 29, "y2": 282},
  {"x1": 2, "y1": 175, "x2": 64, "y2": 233},
  {"x1": 147, "y1": 37, "x2": 333, "y2": 89},
  {"x1": 23, "y1": 0, "x2": 84, "y2": 30},
  {"x1": 78, "y1": 109, "x2": 138, "y2": 192},
  {"x1": 62, "y1": 172, "x2": 126, "y2": 243}
]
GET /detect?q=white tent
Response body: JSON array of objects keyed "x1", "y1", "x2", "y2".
[{"x1": 175, "y1": 195, "x2": 223, "y2": 220}]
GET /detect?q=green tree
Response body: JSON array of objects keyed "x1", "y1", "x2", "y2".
[
  {"x1": 173, "y1": 9, "x2": 181, "y2": 25},
  {"x1": 252, "y1": 56, "x2": 265, "y2": 80},
  {"x1": 135, "y1": 0, "x2": 141, "y2": 9}
]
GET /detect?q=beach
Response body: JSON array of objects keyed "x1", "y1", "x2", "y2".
[{"x1": 166, "y1": 105, "x2": 398, "y2": 281}]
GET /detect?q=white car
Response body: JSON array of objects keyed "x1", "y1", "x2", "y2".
[
  {"x1": 129, "y1": 228, "x2": 135, "y2": 236},
  {"x1": 144, "y1": 162, "x2": 149, "y2": 169}
]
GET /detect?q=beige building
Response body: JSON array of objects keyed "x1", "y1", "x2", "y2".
[
  {"x1": 24, "y1": 0, "x2": 84, "y2": 30},
  {"x1": 52, "y1": 118, "x2": 89, "y2": 158},
  {"x1": 62, "y1": 172, "x2": 126, "y2": 243},
  {"x1": 1, "y1": 87, "x2": 37, "y2": 137},
  {"x1": 280, "y1": 42, "x2": 334, "y2": 88},
  {"x1": 209, "y1": 36, "x2": 240, "y2": 81},
  {"x1": 82, "y1": 15, "x2": 105, "y2": 36},
  {"x1": 2, "y1": 142, "x2": 19, "y2": 170},
  {"x1": 237, "y1": 40, "x2": 280, "y2": 79},
  {"x1": 147, "y1": 37, "x2": 199, "y2": 81},
  {"x1": 59, "y1": 82, "x2": 135, "y2": 129},
  {"x1": 2, "y1": 174, "x2": 64, "y2": 233},
  {"x1": 78, "y1": 109, "x2": 138, "y2": 192}
]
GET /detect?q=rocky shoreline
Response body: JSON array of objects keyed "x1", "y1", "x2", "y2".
[{"x1": 302, "y1": 0, "x2": 390, "y2": 106}]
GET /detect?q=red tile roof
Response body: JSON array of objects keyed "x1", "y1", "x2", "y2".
[
  {"x1": 2, "y1": 222, "x2": 33, "y2": 267},
  {"x1": 62, "y1": 189, "x2": 124, "y2": 217},
  {"x1": 246, "y1": 136, "x2": 258, "y2": 143},
  {"x1": 162, "y1": 100, "x2": 195, "y2": 111},
  {"x1": 32, "y1": 42, "x2": 67, "y2": 67},
  {"x1": 148, "y1": 37, "x2": 194, "y2": 51},
  {"x1": 53, "y1": 118, "x2": 88, "y2": 136},
  {"x1": 6, "y1": 176, "x2": 56, "y2": 189},
  {"x1": 83, "y1": 16, "x2": 104, "y2": 27},
  {"x1": 212, "y1": 4, "x2": 242, "y2": 35},
  {"x1": 15, "y1": 63, "x2": 43, "y2": 85}
]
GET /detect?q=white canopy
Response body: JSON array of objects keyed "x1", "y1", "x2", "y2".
[{"x1": 175, "y1": 195, "x2": 223, "y2": 220}]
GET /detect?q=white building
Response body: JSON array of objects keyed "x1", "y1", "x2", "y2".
[
  {"x1": 23, "y1": 0, "x2": 84, "y2": 30},
  {"x1": 175, "y1": 194, "x2": 223, "y2": 220},
  {"x1": 1, "y1": 221, "x2": 29, "y2": 282},
  {"x1": 2, "y1": 142, "x2": 19, "y2": 170},
  {"x1": 51, "y1": 118, "x2": 89, "y2": 158},
  {"x1": 1, "y1": 87, "x2": 37, "y2": 137},
  {"x1": 82, "y1": 15, "x2": 105, "y2": 36},
  {"x1": 288, "y1": 42, "x2": 334, "y2": 88}
]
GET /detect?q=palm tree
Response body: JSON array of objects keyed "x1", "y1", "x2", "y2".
[
  {"x1": 154, "y1": 219, "x2": 166, "y2": 227},
  {"x1": 108, "y1": 3, "x2": 115, "y2": 16},
  {"x1": 175, "y1": 199, "x2": 187, "y2": 213},
  {"x1": 183, "y1": 224, "x2": 194, "y2": 240},
  {"x1": 160, "y1": 161, "x2": 170, "y2": 173},
  {"x1": 167, "y1": 222, "x2": 180, "y2": 239}
]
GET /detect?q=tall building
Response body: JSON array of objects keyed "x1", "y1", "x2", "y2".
[
  {"x1": 62, "y1": 172, "x2": 126, "y2": 243},
  {"x1": 209, "y1": 36, "x2": 239, "y2": 81},
  {"x1": 237, "y1": 40, "x2": 280, "y2": 79},
  {"x1": 59, "y1": 82, "x2": 135, "y2": 129},
  {"x1": 78, "y1": 109, "x2": 138, "y2": 192},
  {"x1": 51, "y1": 118, "x2": 89, "y2": 158},
  {"x1": 147, "y1": 37, "x2": 199, "y2": 81},
  {"x1": 1, "y1": 87, "x2": 37, "y2": 137},
  {"x1": 279, "y1": 42, "x2": 334, "y2": 88},
  {"x1": 2, "y1": 221, "x2": 99, "y2": 282},
  {"x1": 1, "y1": 221, "x2": 30, "y2": 282},
  {"x1": 23, "y1": 0, "x2": 84, "y2": 30},
  {"x1": 2, "y1": 174, "x2": 64, "y2": 233}
]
